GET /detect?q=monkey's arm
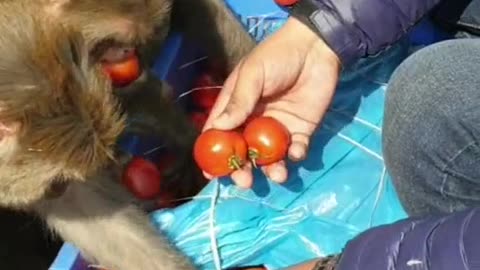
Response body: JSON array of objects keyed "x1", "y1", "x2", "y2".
[
  {"x1": 171, "y1": 0, "x2": 256, "y2": 70},
  {"x1": 34, "y1": 174, "x2": 196, "y2": 270},
  {"x1": 116, "y1": 72, "x2": 206, "y2": 199}
]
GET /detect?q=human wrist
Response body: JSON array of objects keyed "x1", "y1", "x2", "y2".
[
  {"x1": 283, "y1": 17, "x2": 340, "y2": 72},
  {"x1": 275, "y1": 0, "x2": 363, "y2": 65},
  {"x1": 311, "y1": 254, "x2": 341, "y2": 270}
]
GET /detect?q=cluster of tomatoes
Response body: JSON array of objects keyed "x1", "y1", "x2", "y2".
[
  {"x1": 186, "y1": 62, "x2": 225, "y2": 131},
  {"x1": 99, "y1": 50, "x2": 177, "y2": 209},
  {"x1": 186, "y1": 63, "x2": 291, "y2": 179},
  {"x1": 118, "y1": 61, "x2": 225, "y2": 208},
  {"x1": 124, "y1": 63, "x2": 225, "y2": 205},
  {"x1": 194, "y1": 116, "x2": 290, "y2": 178},
  {"x1": 102, "y1": 53, "x2": 291, "y2": 205},
  {"x1": 141, "y1": 58, "x2": 290, "y2": 181}
]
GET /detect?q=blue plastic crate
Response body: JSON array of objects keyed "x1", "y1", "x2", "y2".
[{"x1": 224, "y1": 0, "x2": 288, "y2": 42}]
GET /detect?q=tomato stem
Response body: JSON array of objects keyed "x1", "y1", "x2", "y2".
[
  {"x1": 248, "y1": 149, "x2": 259, "y2": 168},
  {"x1": 228, "y1": 155, "x2": 243, "y2": 170}
]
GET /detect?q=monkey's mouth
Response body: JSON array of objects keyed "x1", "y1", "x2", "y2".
[
  {"x1": 91, "y1": 39, "x2": 137, "y2": 64},
  {"x1": 100, "y1": 46, "x2": 136, "y2": 64},
  {"x1": 92, "y1": 40, "x2": 142, "y2": 87}
]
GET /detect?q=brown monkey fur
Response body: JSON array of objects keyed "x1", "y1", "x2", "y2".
[{"x1": 0, "y1": 0, "x2": 255, "y2": 269}]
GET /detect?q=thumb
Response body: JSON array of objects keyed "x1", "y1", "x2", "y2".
[{"x1": 212, "y1": 59, "x2": 264, "y2": 130}]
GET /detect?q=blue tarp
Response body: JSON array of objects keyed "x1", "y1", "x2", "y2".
[{"x1": 150, "y1": 40, "x2": 410, "y2": 270}]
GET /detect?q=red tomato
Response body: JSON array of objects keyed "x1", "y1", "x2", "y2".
[
  {"x1": 102, "y1": 53, "x2": 141, "y2": 87},
  {"x1": 189, "y1": 111, "x2": 208, "y2": 131},
  {"x1": 275, "y1": 0, "x2": 299, "y2": 6},
  {"x1": 122, "y1": 157, "x2": 162, "y2": 200},
  {"x1": 191, "y1": 88, "x2": 220, "y2": 110},
  {"x1": 193, "y1": 129, "x2": 248, "y2": 177},
  {"x1": 243, "y1": 116, "x2": 290, "y2": 166}
]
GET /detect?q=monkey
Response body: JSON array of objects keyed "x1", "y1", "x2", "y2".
[{"x1": 0, "y1": 0, "x2": 256, "y2": 270}]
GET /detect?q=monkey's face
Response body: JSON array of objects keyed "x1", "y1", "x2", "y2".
[
  {"x1": 0, "y1": 1, "x2": 151, "y2": 209},
  {"x1": 0, "y1": 0, "x2": 176, "y2": 209},
  {"x1": 46, "y1": 0, "x2": 173, "y2": 68}
]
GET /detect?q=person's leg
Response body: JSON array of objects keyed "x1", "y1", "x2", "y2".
[{"x1": 383, "y1": 38, "x2": 480, "y2": 217}]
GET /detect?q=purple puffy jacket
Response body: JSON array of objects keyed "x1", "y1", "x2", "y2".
[
  {"x1": 283, "y1": 0, "x2": 480, "y2": 269},
  {"x1": 338, "y1": 208, "x2": 480, "y2": 269},
  {"x1": 302, "y1": 0, "x2": 479, "y2": 64}
]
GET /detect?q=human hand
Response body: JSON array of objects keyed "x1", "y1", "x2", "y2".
[
  {"x1": 203, "y1": 17, "x2": 341, "y2": 188},
  {"x1": 284, "y1": 255, "x2": 341, "y2": 270}
]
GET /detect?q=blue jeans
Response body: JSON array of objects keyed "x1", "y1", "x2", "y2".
[{"x1": 383, "y1": 38, "x2": 480, "y2": 217}]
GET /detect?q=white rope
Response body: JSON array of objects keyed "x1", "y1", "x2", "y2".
[
  {"x1": 247, "y1": 11, "x2": 282, "y2": 34},
  {"x1": 142, "y1": 144, "x2": 166, "y2": 156},
  {"x1": 328, "y1": 108, "x2": 382, "y2": 133},
  {"x1": 175, "y1": 86, "x2": 223, "y2": 102},
  {"x1": 369, "y1": 166, "x2": 388, "y2": 228},
  {"x1": 209, "y1": 180, "x2": 222, "y2": 270},
  {"x1": 358, "y1": 73, "x2": 389, "y2": 87},
  {"x1": 332, "y1": 130, "x2": 384, "y2": 162},
  {"x1": 178, "y1": 56, "x2": 209, "y2": 70}
]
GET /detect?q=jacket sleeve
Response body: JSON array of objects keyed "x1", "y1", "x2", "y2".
[
  {"x1": 336, "y1": 207, "x2": 480, "y2": 270},
  {"x1": 304, "y1": 0, "x2": 443, "y2": 64}
]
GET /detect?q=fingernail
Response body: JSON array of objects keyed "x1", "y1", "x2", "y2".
[
  {"x1": 269, "y1": 169, "x2": 284, "y2": 182},
  {"x1": 288, "y1": 142, "x2": 307, "y2": 161}
]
